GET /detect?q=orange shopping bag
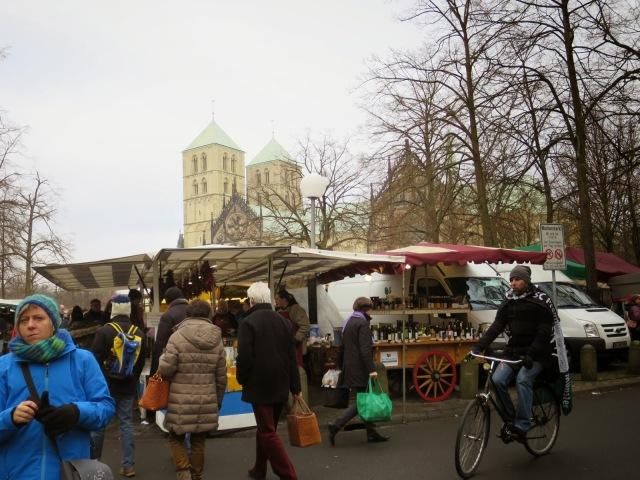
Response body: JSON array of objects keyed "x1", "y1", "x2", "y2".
[{"x1": 286, "y1": 396, "x2": 322, "y2": 447}]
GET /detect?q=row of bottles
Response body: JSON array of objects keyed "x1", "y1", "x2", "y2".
[
  {"x1": 370, "y1": 295, "x2": 468, "y2": 310},
  {"x1": 371, "y1": 319, "x2": 479, "y2": 343}
]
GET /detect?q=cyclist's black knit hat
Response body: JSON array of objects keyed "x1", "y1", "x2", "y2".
[{"x1": 509, "y1": 265, "x2": 531, "y2": 284}]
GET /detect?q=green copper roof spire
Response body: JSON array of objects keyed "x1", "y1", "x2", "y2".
[
  {"x1": 248, "y1": 137, "x2": 294, "y2": 166},
  {"x1": 185, "y1": 118, "x2": 243, "y2": 152}
]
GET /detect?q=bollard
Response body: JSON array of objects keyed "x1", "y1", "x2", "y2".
[
  {"x1": 374, "y1": 362, "x2": 389, "y2": 393},
  {"x1": 580, "y1": 344, "x2": 598, "y2": 381},
  {"x1": 460, "y1": 360, "x2": 479, "y2": 399},
  {"x1": 628, "y1": 340, "x2": 640, "y2": 375}
]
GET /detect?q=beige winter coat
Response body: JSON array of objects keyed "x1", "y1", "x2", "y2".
[{"x1": 158, "y1": 317, "x2": 227, "y2": 435}]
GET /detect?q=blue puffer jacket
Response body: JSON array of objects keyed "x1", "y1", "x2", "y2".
[{"x1": 0, "y1": 331, "x2": 115, "y2": 480}]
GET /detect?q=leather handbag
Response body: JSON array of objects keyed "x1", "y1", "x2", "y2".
[
  {"x1": 286, "y1": 396, "x2": 322, "y2": 447},
  {"x1": 138, "y1": 373, "x2": 170, "y2": 411}
]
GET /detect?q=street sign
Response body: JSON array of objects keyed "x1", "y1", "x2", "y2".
[{"x1": 540, "y1": 224, "x2": 566, "y2": 270}]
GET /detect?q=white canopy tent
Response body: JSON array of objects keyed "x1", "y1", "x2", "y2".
[{"x1": 35, "y1": 245, "x2": 406, "y2": 315}]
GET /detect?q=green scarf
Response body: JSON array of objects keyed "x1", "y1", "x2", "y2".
[{"x1": 9, "y1": 329, "x2": 70, "y2": 363}]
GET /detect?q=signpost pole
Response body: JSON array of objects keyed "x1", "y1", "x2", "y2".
[{"x1": 540, "y1": 223, "x2": 566, "y2": 309}]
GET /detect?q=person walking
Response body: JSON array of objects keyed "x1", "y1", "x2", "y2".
[
  {"x1": 472, "y1": 265, "x2": 554, "y2": 441},
  {"x1": 90, "y1": 294, "x2": 146, "y2": 477},
  {"x1": 0, "y1": 294, "x2": 115, "y2": 480},
  {"x1": 237, "y1": 282, "x2": 301, "y2": 480},
  {"x1": 328, "y1": 297, "x2": 390, "y2": 446},
  {"x1": 157, "y1": 299, "x2": 227, "y2": 480},
  {"x1": 151, "y1": 286, "x2": 188, "y2": 375}
]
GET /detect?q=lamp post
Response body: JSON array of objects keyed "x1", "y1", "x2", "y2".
[
  {"x1": 300, "y1": 173, "x2": 330, "y2": 249},
  {"x1": 300, "y1": 173, "x2": 329, "y2": 326}
]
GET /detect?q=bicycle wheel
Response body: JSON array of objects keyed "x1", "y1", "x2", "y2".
[
  {"x1": 455, "y1": 398, "x2": 490, "y2": 478},
  {"x1": 525, "y1": 384, "x2": 560, "y2": 456}
]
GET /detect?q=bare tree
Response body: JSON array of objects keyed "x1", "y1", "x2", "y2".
[
  {"x1": 256, "y1": 134, "x2": 370, "y2": 251},
  {"x1": 16, "y1": 172, "x2": 69, "y2": 295}
]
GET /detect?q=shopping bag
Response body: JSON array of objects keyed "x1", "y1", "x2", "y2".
[
  {"x1": 322, "y1": 386, "x2": 349, "y2": 409},
  {"x1": 286, "y1": 396, "x2": 322, "y2": 447},
  {"x1": 138, "y1": 373, "x2": 170, "y2": 411},
  {"x1": 356, "y1": 377, "x2": 393, "y2": 423}
]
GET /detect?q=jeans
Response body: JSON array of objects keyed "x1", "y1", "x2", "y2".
[
  {"x1": 91, "y1": 394, "x2": 135, "y2": 468},
  {"x1": 491, "y1": 361, "x2": 543, "y2": 432}
]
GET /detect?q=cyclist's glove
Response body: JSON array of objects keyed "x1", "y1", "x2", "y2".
[
  {"x1": 522, "y1": 355, "x2": 534, "y2": 369},
  {"x1": 470, "y1": 346, "x2": 482, "y2": 355}
]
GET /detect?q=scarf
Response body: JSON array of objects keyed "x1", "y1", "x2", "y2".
[
  {"x1": 9, "y1": 329, "x2": 70, "y2": 363},
  {"x1": 501, "y1": 285, "x2": 573, "y2": 415},
  {"x1": 341, "y1": 311, "x2": 370, "y2": 332}
]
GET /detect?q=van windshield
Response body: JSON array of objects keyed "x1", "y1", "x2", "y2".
[
  {"x1": 446, "y1": 277, "x2": 509, "y2": 310},
  {"x1": 536, "y1": 282, "x2": 601, "y2": 308}
]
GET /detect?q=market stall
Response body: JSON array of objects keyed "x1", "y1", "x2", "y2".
[
  {"x1": 34, "y1": 245, "x2": 406, "y2": 430},
  {"x1": 372, "y1": 242, "x2": 548, "y2": 412}
]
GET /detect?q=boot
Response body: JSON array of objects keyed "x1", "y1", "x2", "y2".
[
  {"x1": 366, "y1": 428, "x2": 390, "y2": 443},
  {"x1": 176, "y1": 469, "x2": 192, "y2": 480},
  {"x1": 327, "y1": 423, "x2": 339, "y2": 447}
]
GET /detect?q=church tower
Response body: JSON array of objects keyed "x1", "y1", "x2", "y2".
[
  {"x1": 246, "y1": 137, "x2": 301, "y2": 211},
  {"x1": 182, "y1": 118, "x2": 245, "y2": 247}
]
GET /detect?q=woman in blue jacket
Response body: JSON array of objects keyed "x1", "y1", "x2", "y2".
[{"x1": 0, "y1": 294, "x2": 115, "y2": 480}]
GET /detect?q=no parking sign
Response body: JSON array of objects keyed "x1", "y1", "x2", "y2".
[{"x1": 540, "y1": 224, "x2": 566, "y2": 270}]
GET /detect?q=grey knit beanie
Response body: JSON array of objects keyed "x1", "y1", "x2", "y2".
[{"x1": 509, "y1": 265, "x2": 532, "y2": 284}]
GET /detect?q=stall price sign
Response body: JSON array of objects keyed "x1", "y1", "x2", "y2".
[
  {"x1": 380, "y1": 351, "x2": 399, "y2": 368},
  {"x1": 540, "y1": 223, "x2": 566, "y2": 270}
]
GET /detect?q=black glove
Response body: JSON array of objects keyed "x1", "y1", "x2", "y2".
[
  {"x1": 522, "y1": 355, "x2": 534, "y2": 369},
  {"x1": 34, "y1": 392, "x2": 56, "y2": 422},
  {"x1": 470, "y1": 346, "x2": 482, "y2": 355},
  {"x1": 35, "y1": 392, "x2": 79, "y2": 437}
]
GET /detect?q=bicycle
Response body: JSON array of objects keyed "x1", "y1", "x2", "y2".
[{"x1": 454, "y1": 352, "x2": 561, "y2": 478}]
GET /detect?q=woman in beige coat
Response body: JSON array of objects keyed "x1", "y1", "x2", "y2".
[{"x1": 158, "y1": 300, "x2": 227, "y2": 480}]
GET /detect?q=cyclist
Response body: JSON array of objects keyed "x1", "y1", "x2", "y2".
[{"x1": 472, "y1": 265, "x2": 554, "y2": 442}]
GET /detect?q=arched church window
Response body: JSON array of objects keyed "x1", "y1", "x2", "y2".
[
  {"x1": 202, "y1": 178, "x2": 207, "y2": 194},
  {"x1": 201, "y1": 153, "x2": 207, "y2": 171},
  {"x1": 192, "y1": 180, "x2": 198, "y2": 196},
  {"x1": 265, "y1": 169, "x2": 270, "y2": 184},
  {"x1": 192, "y1": 155, "x2": 198, "y2": 174},
  {"x1": 231, "y1": 155, "x2": 236, "y2": 173},
  {"x1": 223, "y1": 153, "x2": 228, "y2": 170},
  {"x1": 257, "y1": 172, "x2": 261, "y2": 185},
  {"x1": 224, "y1": 178, "x2": 228, "y2": 194}
]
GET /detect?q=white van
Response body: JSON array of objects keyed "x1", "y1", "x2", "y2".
[
  {"x1": 491, "y1": 264, "x2": 630, "y2": 365},
  {"x1": 325, "y1": 263, "x2": 509, "y2": 335}
]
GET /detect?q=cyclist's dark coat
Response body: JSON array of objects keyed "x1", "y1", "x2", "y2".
[{"x1": 477, "y1": 287, "x2": 554, "y2": 368}]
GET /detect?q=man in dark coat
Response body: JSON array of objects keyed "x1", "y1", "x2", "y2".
[
  {"x1": 328, "y1": 297, "x2": 389, "y2": 446},
  {"x1": 473, "y1": 264, "x2": 554, "y2": 442},
  {"x1": 90, "y1": 294, "x2": 146, "y2": 477},
  {"x1": 236, "y1": 282, "x2": 301, "y2": 480},
  {"x1": 151, "y1": 286, "x2": 188, "y2": 375}
]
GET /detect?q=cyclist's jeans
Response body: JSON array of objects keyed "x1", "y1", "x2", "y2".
[{"x1": 492, "y1": 361, "x2": 543, "y2": 432}]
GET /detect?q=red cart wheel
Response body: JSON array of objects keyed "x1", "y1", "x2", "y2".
[{"x1": 412, "y1": 350, "x2": 457, "y2": 402}]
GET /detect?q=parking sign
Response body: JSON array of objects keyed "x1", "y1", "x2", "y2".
[{"x1": 540, "y1": 224, "x2": 566, "y2": 270}]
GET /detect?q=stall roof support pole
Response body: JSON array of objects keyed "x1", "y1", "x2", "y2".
[
  {"x1": 402, "y1": 266, "x2": 406, "y2": 423},
  {"x1": 152, "y1": 258, "x2": 160, "y2": 314}
]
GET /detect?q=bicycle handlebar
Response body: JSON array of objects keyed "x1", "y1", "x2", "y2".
[{"x1": 469, "y1": 351, "x2": 523, "y2": 365}]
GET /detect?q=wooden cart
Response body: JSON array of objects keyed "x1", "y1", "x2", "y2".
[{"x1": 370, "y1": 307, "x2": 477, "y2": 402}]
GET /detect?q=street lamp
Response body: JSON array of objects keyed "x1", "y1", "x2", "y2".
[{"x1": 300, "y1": 173, "x2": 330, "y2": 249}]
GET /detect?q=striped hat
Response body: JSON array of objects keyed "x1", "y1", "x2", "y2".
[{"x1": 15, "y1": 294, "x2": 62, "y2": 331}]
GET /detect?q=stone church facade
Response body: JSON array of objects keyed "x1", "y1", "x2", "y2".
[{"x1": 182, "y1": 118, "x2": 301, "y2": 247}]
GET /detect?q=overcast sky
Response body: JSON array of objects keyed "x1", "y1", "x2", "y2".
[{"x1": 1, "y1": 0, "x2": 423, "y2": 262}]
